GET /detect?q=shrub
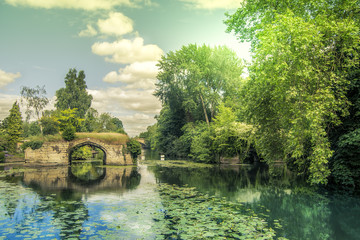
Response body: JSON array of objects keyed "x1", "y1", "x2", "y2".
[
  {"x1": 41, "y1": 116, "x2": 59, "y2": 135},
  {"x1": 127, "y1": 138, "x2": 142, "y2": 162},
  {"x1": 62, "y1": 125, "x2": 76, "y2": 141},
  {"x1": 71, "y1": 146, "x2": 92, "y2": 160},
  {"x1": 21, "y1": 140, "x2": 44, "y2": 151}
]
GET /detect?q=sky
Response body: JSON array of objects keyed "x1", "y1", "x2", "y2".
[{"x1": 0, "y1": 0, "x2": 250, "y2": 136}]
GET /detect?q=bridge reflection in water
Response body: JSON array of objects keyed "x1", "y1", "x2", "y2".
[{"x1": 22, "y1": 164, "x2": 141, "y2": 195}]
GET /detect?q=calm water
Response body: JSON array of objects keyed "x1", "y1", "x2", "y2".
[{"x1": 0, "y1": 159, "x2": 359, "y2": 239}]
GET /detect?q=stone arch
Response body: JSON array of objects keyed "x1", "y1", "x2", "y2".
[
  {"x1": 25, "y1": 137, "x2": 132, "y2": 166},
  {"x1": 68, "y1": 139, "x2": 108, "y2": 165}
]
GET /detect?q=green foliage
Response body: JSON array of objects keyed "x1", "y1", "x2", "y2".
[
  {"x1": 226, "y1": 0, "x2": 360, "y2": 185},
  {"x1": 54, "y1": 109, "x2": 83, "y2": 132},
  {"x1": 71, "y1": 146, "x2": 92, "y2": 160},
  {"x1": 55, "y1": 68, "x2": 93, "y2": 118},
  {"x1": 97, "y1": 113, "x2": 124, "y2": 132},
  {"x1": 139, "y1": 124, "x2": 159, "y2": 150},
  {"x1": 20, "y1": 85, "x2": 49, "y2": 121},
  {"x1": 83, "y1": 108, "x2": 99, "y2": 132},
  {"x1": 4, "y1": 102, "x2": 23, "y2": 153},
  {"x1": 330, "y1": 69, "x2": 360, "y2": 189},
  {"x1": 212, "y1": 104, "x2": 255, "y2": 160},
  {"x1": 0, "y1": 152, "x2": 5, "y2": 162},
  {"x1": 62, "y1": 125, "x2": 76, "y2": 141},
  {"x1": 155, "y1": 105, "x2": 187, "y2": 158},
  {"x1": 27, "y1": 134, "x2": 63, "y2": 142},
  {"x1": 153, "y1": 44, "x2": 244, "y2": 159},
  {"x1": 82, "y1": 109, "x2": 126, "y2": 133},
  {"x1": 155, "y1": 44, "x2": 244, "y2": 125},
  {"x1": 21, "y1": 140, "x2": 44, "y2": 151},
  {"x1": 40, "y1": 115, "x2": 59, "y2": 135},
  {"x1": 127, "y1": 138, "x2": 142, "y2": 162},
  {"x1": 23, "y1": 121, "x2": 41, "y2": 137},
  {"x1": 183, "y1": 122, "x2": 214, "y2": 163}
]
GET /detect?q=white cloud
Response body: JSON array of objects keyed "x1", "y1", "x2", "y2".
[
  {"x1": 98, "y1": 12, "x2": 133, "y2": 36},
  {"x1": 180, "y1": 0, "x2": 240, "y2": 9},
  {"x1": 103, "y1": 61, "x2": 158, "y2": 89},
  {"x1": 88, "y1": 87, "x2": 160, "y2": 136},
  {"x1": 91, "y1": 37, "x2": 163, "y2": 64},
  {"x1": 5, "y1": 0, "x2": 146, "y2": 10},
  {"x1": 0, "y1": 94, "x2": 20, "y2": 120},
  {"x1": 121, "y1": 113, "x2": 157, "y2": 136},
  {"x1": 0, "y1": 69, "x2": 21, "y2": 88},
  {"x1": 79, "y1": 24, "x2": 98, "y2": 37},
  {"x1": 89, "y1": 87, "x2": 161, "y2": 115}
]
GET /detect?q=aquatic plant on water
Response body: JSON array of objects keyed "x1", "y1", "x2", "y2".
[{"x1": 153, "y1": 183, "x2": 285, "y2": 239}]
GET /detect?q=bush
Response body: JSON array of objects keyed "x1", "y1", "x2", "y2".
[
  {"x1": 21, "y1": 140, "x2": 44, "y2": 151},
  {"x1": 127, "y1": 138, "x2": 142, "y2": 162},
  {"x1": 41, "y1": 116, "x2": 59, "y2": 135},
  {"x1": 62, "y1": 125, "x2": 76, "y2": 141},
  {"x1": 71, "y1": 146, "x2": 92, "y2": 160}
]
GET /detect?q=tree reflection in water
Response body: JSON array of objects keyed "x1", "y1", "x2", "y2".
[
  {"x1": 0, "y1": 164, "x2": 141, "y2": 239},
  {"x1": 149, "y1": 162, "x2": 360, "y2": 240}
]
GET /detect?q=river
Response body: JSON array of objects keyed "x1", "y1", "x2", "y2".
[{"x1": 0, "y1": 158, "x2": 359, "y2": 239}]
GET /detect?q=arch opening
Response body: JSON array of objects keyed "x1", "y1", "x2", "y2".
[{"x1": 69, "y1": 142, "x2": 107, "y2": 182}]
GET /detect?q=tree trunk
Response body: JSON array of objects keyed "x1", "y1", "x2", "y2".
[{"x1": 199, "y1": 94, "x2": 210, "y2": 126}]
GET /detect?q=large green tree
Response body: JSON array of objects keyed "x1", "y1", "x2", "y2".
[
  {"x1": 155, "y1": 44, "x2": 244, "y2": 125},
  {"x1": 55, "y1": 68, "x2": 93, "y2": 118},
  {"x1": 226, "y1": 0, "x2": 360, "y2": 184},
  {"x1": 154, "y1": 44, "x2": 244, "y2": 159},
  {"x1": 4, "y1": 102, "x2": 23, "y2": 153}
]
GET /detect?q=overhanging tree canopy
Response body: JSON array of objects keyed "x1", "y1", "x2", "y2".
[{"x1": 225, "y1": 0, "x2": 360, "y2": 184}]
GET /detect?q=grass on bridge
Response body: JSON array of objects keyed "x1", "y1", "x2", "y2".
[{"x1": 27, "y1": 132, "x2": 129, "y2": 145}]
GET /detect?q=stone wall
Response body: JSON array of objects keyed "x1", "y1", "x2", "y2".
[{"x1": 25, "y1": 138, "x2": 133, "y2": 166}]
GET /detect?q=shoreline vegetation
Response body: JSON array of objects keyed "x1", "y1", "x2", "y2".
[{"x1": 0, "y1": 1, "x2": 359, "y2": 192}]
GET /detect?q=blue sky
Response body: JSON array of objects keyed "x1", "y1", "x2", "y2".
[{"x1": 0, "y1": 0, "x2": 250, "y2": 136}]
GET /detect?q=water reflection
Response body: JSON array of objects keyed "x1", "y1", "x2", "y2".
[
  {"x1": 0, "y1": 161, "x2": 360, "y2": 239},
  {"x1": 0, "y1": 164, "x2": 143, "y2": 239},
  {"x1": 70, "y1": 161, "x2": 106, "y2": 183},
  {"x1": 149, "y1": 162, "x2": 360, "y2": 240},
  {"x1": 23, "y1": 164, "x2": 141, "y2": 194}
]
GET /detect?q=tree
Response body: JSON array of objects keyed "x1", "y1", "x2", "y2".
[
  {"x1": 54, "y1": 109, "x2": 83, "y2": 132},
  {"x1": 212, "y1": 104, "x2": 255, "y2": 161},
  {"x1": 40, "y1": 115, "x2": 59, "y2": 135},
  {"x1": 5, "y1": 102, "x2": 23, "y2": 153},
  {"x1": 23, "y1": 121, "x2": 41, "y2": 137},
  {"x1": 155, "y1": 44, "x2": 244, "y2": 125},
  {"x1": 62, "y1": 124, "x2": 76, "y2": 141},
  {"x1": 83, "y1": 108, "x2": 99, "y2": 132},
  {"x1": 154, "y1": 44, "x2": 244, "y2": 158},
  {"x1": 127, "y1": 138, "x2": 142, "y2": 162},
  {"x1": 110, "y1": 117, "x2": 124, "y2": 133},
  {"x1": 55, "y1": 68, "x2": 93, "y2": 118},
  {"x1": 329, "y1": 69, "x2": 360, "y2": 189},
  {"x1": 20, "y1": 85, "x2": 49, "y2": 122},
  {"x1": 225, "y1": 0, "x2": 360, "y2": 184},
  {"x1": 139, "y1": 124, "x2": 159, "y2": 150}
]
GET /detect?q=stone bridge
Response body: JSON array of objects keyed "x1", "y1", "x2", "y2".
[{"x1": 25, "y1": 137, "x2": 133, "y2": 165}]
